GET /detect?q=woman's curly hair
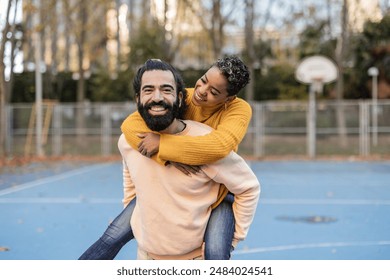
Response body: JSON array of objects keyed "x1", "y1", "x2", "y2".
[{"x1": 214, "y1": 55, "x2": 250, "y2": 96}]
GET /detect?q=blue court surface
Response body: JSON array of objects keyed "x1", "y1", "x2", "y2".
[{"x1": 0, "y1": 160, "x2": 389, "y2": 260}]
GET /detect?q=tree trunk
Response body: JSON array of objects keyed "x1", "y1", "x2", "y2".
[
  {"x1": 0, "y1": 0, "x2": 13, "y2": 156},
  {"x1": 6, "y1": 0, "x2": 19, "y2": 103},
  {"x1": 245, "y1": 0, "x2": 255, "y2": 101},
  {"x1": 62, "y1": 0, "x2": 70, "y2": 71},
  {"x1": 76, "y1": 1, "x2": 87, "y2": 141},
  {"x1": 335, "y1": 0, "x2": 348, "y2": 147},
  {"x1": 211, "y1": 0, "x2": 223, "y2": 58}
]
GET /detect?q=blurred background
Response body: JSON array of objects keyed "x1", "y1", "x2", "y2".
[{"x1": 0, "y1": 0, "x2": 389, "y2": 160}]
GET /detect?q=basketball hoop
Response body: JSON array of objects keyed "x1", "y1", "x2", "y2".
[
  {"x1": 295, "y1": 55, "x2": 338, "y2": 85},
  {"x1": 311, "y1": 78, "x2": 325, "y2": 94},
  {"x1": 294, "y1": 56, "x2": 338, "y2": 159}
]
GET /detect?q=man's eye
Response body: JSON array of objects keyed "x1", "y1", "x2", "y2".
[{"x1": 163, "y1": 88, "x2": 173, "y2": 93}]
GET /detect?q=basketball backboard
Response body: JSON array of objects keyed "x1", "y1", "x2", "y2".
[{"x1": 295, "y1": 55, "x2": 338, "y2": 84}]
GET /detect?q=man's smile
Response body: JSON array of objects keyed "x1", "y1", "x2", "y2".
[{"x1": 148, "y1": 105, "x2": 168, "y2": 115}]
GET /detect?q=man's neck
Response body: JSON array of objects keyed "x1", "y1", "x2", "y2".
[{"x1": 160, "y1": 119, "x2": 186, "y2": 134}]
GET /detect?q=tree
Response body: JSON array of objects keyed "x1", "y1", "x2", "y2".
[
  {"x1": 334, "y1": 0, "x2": 349, "y2": 147},
  {"x1": 0, "y1": 0, "x2": 21, "y2": 156},
  {"x1": 182, "y1": 0, "x2": 235, "y2": 58},
  {"x1": 128, "y1": 18, "x2": 172, "y2": 66},
  {"x1": 355, "y1": 13, "x2": 390, "y2": 89},
  {"x1": 244, "y1": 0, "x2": 255, "y2": 101},
  {"x1": 298, "y1": 21, "x2": 332, "y2": 58}
]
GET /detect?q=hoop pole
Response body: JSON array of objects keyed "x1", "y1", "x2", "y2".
[{"x1": 307, "y1": 83, "x2": 317, "y2": 158}]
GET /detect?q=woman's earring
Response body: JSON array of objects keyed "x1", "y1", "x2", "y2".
[{"x1": 224, "y1": 102, "x2": 228, "y2": 110}]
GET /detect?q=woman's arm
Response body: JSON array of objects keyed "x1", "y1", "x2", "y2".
[
  {"x1": 121, "y1": 98, "x2": 252, "y2": 166},
  {"x1": 121, "y1": 111, "x2": 152, "y2": 149},
  {"x1": 158, "y1": 99, "x2": 252, "y2": 165},
  {"x1": 121, "y1": 111, "x2": 164, "y2": 165}
]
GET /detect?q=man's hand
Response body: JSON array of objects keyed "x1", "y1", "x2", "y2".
[
  {"x1": 169, "y1": 161, "x2": 201, "y2": 176},
  {"x1": 137, "y1": 132, "x2": 160, "y2": 158}
]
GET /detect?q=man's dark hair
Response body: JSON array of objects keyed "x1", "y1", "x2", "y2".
[
  {"x1": 133, "y1": 59, "x2": 187, "y2": 119},
  {"x1": 214, "y1": 55, "x2": 250, "y2": 96}
]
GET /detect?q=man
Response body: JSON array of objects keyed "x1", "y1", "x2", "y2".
[{"x1": 119, "y1": 59, "x2": 260, "y2": 260}]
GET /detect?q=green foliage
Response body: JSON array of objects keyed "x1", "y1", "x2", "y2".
[
  {"x1": 353, "y1": 13, "x2": 390, "y2": 93},
  {"x1": 89, "y1": 65, "x2": 134, "y2": 102},
  {"x1": 128, "y1": 19, "x2": 171, "y2": 67},
  {"x1": 254, "y1": 64, "x2": 307, "y2": 101},
  {"x1": 241, "y1": 38, "x2": 273, "y2": 63},
  {"x1": 9, "y1": 12, "x2": 389, "y2": 103},
  {"x1": 11, "y1": 72, "x2": 36, "y2": 103},
  {"x1": 253, "y1": 68, "x2": 278, "y2": 100},
  {"x1": 181, "y1": 68, "x2": 205, "y2": 89},
  {"x1": 298, "y1": 20, "x2": 336, "y2": 60},
  {"x1": 52, "y1": 72, "x2": 78, "y2": 102}
]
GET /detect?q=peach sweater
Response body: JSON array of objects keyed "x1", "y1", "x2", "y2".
[{"x1": 119, "y1": 120, "x2": 260, "y2": 259}]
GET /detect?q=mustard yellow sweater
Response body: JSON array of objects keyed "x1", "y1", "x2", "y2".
[{"x1": 121, "y1": 88, "x2": 252, "y2": 165}]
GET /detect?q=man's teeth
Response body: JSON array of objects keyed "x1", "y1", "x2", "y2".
[{"x1": 150, "y1": 106, "x2": 165, "y2": 112}]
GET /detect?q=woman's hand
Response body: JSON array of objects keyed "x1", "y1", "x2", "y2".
[
  {"x1": 169, "y1": 161, "x2": 201, "y2": 176},
  {"x1": 137, "y1": 133, "x2": 160, "y2": 158}
]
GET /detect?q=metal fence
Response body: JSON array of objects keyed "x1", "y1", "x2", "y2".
[{"x1": 4, "y1": 100, "x2": 390, "y2": 158}]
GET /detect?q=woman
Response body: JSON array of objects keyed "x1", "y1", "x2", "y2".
[{"x1": 79, "y1": 55, "x2": 251, "y2": 260}]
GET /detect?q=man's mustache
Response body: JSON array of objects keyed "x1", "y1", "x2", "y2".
[{"x1": 145, "y1": 101, "x2": 171, "y2": 110}]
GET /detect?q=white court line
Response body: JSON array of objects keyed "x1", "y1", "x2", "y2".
[
  {"x1": 261, "y1": 198, "x2": 390, "y2": 205},
  {"x1": 1, "y1": 197, "x2": 390, "y2": 205},
  {"x1": 0, "y1": 197, "x2": 120, "y2": 203},
  {"x1": 233, "y1": 241, "x2": 390, "y2": 255},
  {"x1": 0, "y1": 163, "x2": 115, "y2": 197}
]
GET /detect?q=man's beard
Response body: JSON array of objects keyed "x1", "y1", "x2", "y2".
[{"x1": 138, "y1": 100, "x2": 180, "y2": 131}]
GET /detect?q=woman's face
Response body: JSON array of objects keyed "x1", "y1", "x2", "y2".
[{"x1": 192, "y1": 66, "x2": 233, "y2": 108}]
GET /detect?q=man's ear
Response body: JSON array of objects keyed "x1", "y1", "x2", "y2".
[{"x1": 178, "y1": 91, "x2": 183, "y2": 107}]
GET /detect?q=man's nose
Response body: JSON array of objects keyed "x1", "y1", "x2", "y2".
[{"x1": 152, "y1": 90, "x2": 163, "y2": 101}]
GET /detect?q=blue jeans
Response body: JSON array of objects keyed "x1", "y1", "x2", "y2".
[
  {"x1": 78, "y1": 198, "x2": 136, "y2": 260},
  {"x1": 78, "y1": 194, "x2": 234, "y2": 260},
  {"x1": 204, "y1": 192, "x2": 235, "y2": 260}
]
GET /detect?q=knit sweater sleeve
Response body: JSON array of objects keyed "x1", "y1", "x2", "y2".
[
  {"x1": 158, "y1": 100, "x2": 252, "y2": 165},
  {"x1": 204, "y1": 151, "x2": 261, "y2": 247},
  {"x1": 118, "y1": 134, "x2": 137, "y2": 207},
  {"x1": 120, "y1": 111, "x2": 166, "y2": 165},
  {"x1": 121, "y1": 111, "x2": 153, "y2": 150},
  {"x1": 121, "y1": 159, "x2": 136, "y2": 208}
]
